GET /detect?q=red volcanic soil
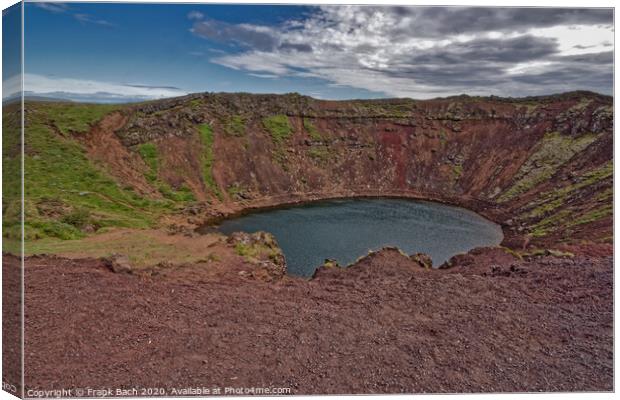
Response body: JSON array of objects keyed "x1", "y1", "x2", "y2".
[{"x1": 8, "y1": 246, "x2": 612, "y2": 394}]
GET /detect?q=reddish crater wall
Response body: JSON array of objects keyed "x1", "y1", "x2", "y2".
[{"x1": 106, "y1": 91, "x2": 612, "y2": 250}]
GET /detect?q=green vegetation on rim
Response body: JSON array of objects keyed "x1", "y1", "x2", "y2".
[
  {"x1": 136, "y1": 141, "x2": 196, "y2": 202},
  {"x1": 516, "y1": 102, "x2": 539, "y2": 114},
  {"x1": 568, "y1": 98, "x2": 593, "y2": 112},
  {"x1": 198, "y1": 124, "x2": 222, "y2": 199},
  {"x1": 525, "y1": 161, "x2": 612, "y2": 220},
  {"x1": 498, "y1": 131, "x2": 599, "y2": 202},
  {"x1": 2, "y1": 103, "x2": 202, "y2": 242},
  {"x1": 528, "y1": 209, "x2": 573, "y2": 238},
  {"x1": 526, "y1": 161, "x2": 612, "y2": 237},
  {"x1": 349, "y1": 100, "x2": 413, "y2": 117},
  {"x1": 60, "y1": 207, "x2": 94, "y2": 230},
  {"x1": 137, "y1": 142, "x2": 158, "y2": 182},
  {"x1": 224, "y1": 115, "x2": 246, "y2": 136},
  {"x1": 46, "y1": 103, "x2": 118, "y2": 135},
  {"x1": 303, "y1": 118, "x2": 332, "y2": 164},
  {"x1": 189, "y1": 98, "x2": 202, "y2": 109},
  {"x1": 303, "y1": 118, "x2": 324, "y2": 141},
  {"x1": 14, "y1": 116, "x2": 173, "y2": 241},
  {"x1": 157, "y1": 183, "x2": 196, "y2": 202},
  {"x1": 571, "y1": 204, "x2": 613, "y2": 226},
  {"x1": 262, "y1": 115, "x2": 293, "y2": 168},
  {"x1": 263, "y1": 115, "x2": 292, "y2": 143}
]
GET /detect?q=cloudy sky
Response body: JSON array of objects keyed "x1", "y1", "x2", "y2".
[{"x1": 4, "y1": 2, "x2": 614, "y2": 102}]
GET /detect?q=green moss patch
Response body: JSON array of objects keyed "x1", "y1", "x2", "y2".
[
  {"x1": 224, "y1": 115, "x2": 246, "y2": 136},
  {"x1": 349, "y1": 100, "x2": 413, "y2": 117},
  {"x1": 263, "y1": 115, "x2": 292, "y2": 143},
  {"x1": 452, "y1": 164, "x2": 463, "y2": 179},
  {"x1": 189, "y1": 98, "x2": 202, "y2": 109},
  {"x1": 136, "y1": 141, "x2": 195, "y2": 202},
  {"x1": 530, "y1": 202, "x2": 612, "y2": 238},
  {"x1": 525, "y1": 161, "x2": 612, "y2": 238},
  {"x1": 198, "y1": 124, "x2": 222, "y2": 199},
  {"x1": 529, "y1": 209, "x2": 574, "y2": 238},
  {"x1": 234, "y1": 241, "x2": 280, "y2": 263},
  {"x1": 157, "y1": 183, "x2": 196, "y2": 202},
  {"x1": 137, "y1": 142, "x2": 158, "y2": 182},
  {"x1": 308, "y1": 147, "x2": 331, "y2": 163},
  {"x1": 304, "y1": 118, "x2": 324, "y2": 141},
  {"x1": 571, "y1": 204, "x2": 613, "y2": 226},
  {"x1": 525, "y1": 161, "x2": 612, "y2": 219},
  {"x1": 498, "y1": 132, "x2": 599, "y2": 202}
]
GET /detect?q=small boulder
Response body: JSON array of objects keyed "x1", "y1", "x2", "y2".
[
  {"x1": 311, "y1": 259, "x2": 342, "y2": 279},
  {"x1": 438, "y1": 253, "x2": 475, "y2": 269},
  {"x1": 104, "y1": 254, "x2": 133, "y2": 274},
  {"x1": 227, "y1": 231, "x2": 287, "y2": 281}
]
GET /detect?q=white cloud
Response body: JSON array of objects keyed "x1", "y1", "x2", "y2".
[
  {"x1": 74, "y1": 13, "x2": 114, "y2": 27},
  {"x1": 506, "y1": 61, "x2": 554, "y2": 75},
  {"x1": 35, "y1": 3, "x2": 69, "y2": 14},
  {"x1": 19, "y1": 73, "x2": 187, "y2": 101},
  {"x1": 202, "y1": 6, "x2": 613, "y2": 98},
  {"x1": 214, "y1": 52, "x2": 292, "y2": 75},
  {"x1": 36, "y1": 3, "x2": 114, "y2": 27},
  {"x1": 187, "y1": 11, "x2": 204, "y2": 20},
  {"x1": 248, "y1": 73, "x2": 279, "y2": 79},
  {"x1": 530, "y1": 24, "x2": 614, "y2": 56},
  {"x1": 3, "y1": 74, "x2": 22, "y2": 100}
]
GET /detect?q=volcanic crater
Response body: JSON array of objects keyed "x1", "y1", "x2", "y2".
[{"x1": 2, "y1": 90, "x2": 613, "y2": 393}]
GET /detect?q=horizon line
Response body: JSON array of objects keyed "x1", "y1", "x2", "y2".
[{"x1": 6, "y1": 89, "x2": 613, "y2": 106}]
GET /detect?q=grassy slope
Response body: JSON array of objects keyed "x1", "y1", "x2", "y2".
[
  {"x1": 2, "y1": 105, "x2": 22, "y2": 249},
  {"x1": 3, "y1": 103, "x2": 186, "y2": 247}
]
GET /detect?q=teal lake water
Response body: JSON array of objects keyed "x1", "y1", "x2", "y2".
[{"x1": 218, "y1": 198, "x2": 503, "y2": 277}]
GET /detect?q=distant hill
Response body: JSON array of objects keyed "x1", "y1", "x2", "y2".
[{"x1": 3, "y1": 94, "x2": 74, "y2": 104}]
